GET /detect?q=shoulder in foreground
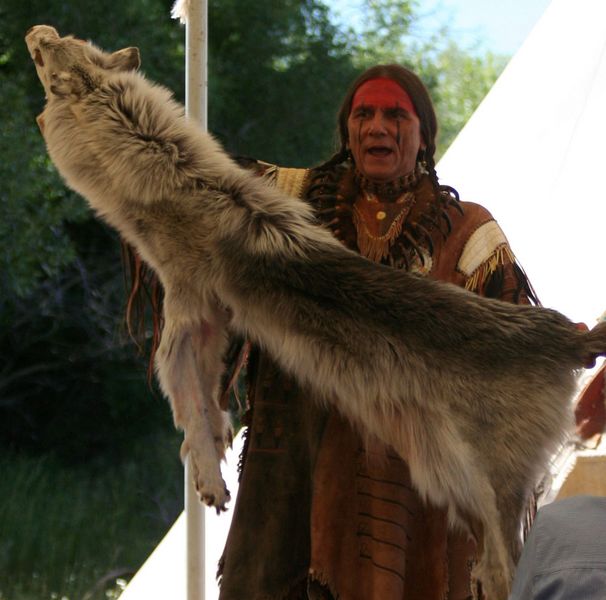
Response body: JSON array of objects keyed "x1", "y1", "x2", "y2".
[
  {"x1": 457, "y1": 200, "x2": 498, "y2": 227},
  {"x1": 451, "y1": 201, "x2": 539, "y2": 303},
  {"x1": 232, "y1": 157, "x2": 310, "y2": 199}
]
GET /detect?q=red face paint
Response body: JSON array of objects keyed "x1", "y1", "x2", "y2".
[
  {"x1": 350, "y1": 78, "x2": 417, "y2": 118},
  {"x1": 347, "y1": 77, "x2": 424, "y2": 182}
]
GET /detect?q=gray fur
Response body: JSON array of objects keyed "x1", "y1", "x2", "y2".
[{"x1": 26, "y1": 25, "x2": 606, "y2": 599}]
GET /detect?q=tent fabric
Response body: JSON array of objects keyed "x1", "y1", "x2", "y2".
[{"x1": 437, "y1": 0, "x2": 606, "y2": 328}]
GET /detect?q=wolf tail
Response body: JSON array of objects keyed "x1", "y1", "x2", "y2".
[{"x1": 583, "y1": 320, "x2": 606, "y2": 363}]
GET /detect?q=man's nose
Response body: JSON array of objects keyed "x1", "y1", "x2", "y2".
[{"x1": 367, "y1": 113, "x2": 388, "y2": 134}]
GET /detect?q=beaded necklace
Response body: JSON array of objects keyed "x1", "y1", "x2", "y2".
[{"x1": 305, "y1": 160, "x2": 461, "y2": 272}]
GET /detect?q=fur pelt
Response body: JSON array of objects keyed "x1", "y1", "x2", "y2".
[{"x1": 25, "y1": 25, "x2": 606, "y2": 599}]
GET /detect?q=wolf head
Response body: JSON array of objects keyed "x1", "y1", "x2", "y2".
[{"x1": 25, "y1": 25, "x2": 140, "y2": 100}]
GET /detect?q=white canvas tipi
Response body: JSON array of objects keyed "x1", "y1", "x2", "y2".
[{"x1": 438, "y1": 0, "x2": 606, "y2": 328}]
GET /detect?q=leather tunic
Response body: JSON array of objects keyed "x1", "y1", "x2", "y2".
[{"x1": 219, "y1": 163, "x2": 534, "y2": 600}]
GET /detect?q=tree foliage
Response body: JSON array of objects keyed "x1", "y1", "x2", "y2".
[
  {"x1": 206, "y1": 0, "x2": 357, "y2": 165},
  {"x1": 0, "y1": 0, "x2": 185, "y2": 460},
  {"x1": 340, "y1": 1, "x2": 508, "y2": 156},
  {"x1": 0, "y1": 0, "x2": 507, "y2": 461},
  {"x1": 431, "y1": 42, "x2": 507, "y2": 154}
]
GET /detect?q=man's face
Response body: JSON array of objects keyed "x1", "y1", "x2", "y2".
[{"x1": 347, "y1": 78, "x2": 424, "y2": 182}]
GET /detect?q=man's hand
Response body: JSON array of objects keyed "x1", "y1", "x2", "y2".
[{"x1": 575, "y1": 363, "x2": 606, "y2": 439}]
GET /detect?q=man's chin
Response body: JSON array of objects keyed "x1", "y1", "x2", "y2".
[
  {"x1": 358, "y1": 164, "x2": 398, "y2": 182},
  {"x1": 358, "y1": 158, "x2": 418, "y2": 183}
]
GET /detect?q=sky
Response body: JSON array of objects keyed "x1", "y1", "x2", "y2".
[
  {"x1": 420, "y1": 0, "x2": 553, "y2": 55},
  {"x1": 332, "y1": 0, "x2": 554, "y2": 56}
]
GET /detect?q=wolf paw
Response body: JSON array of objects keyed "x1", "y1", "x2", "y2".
[
  {"x1": 213, "y1": 426, "x2": 233, "y2": 460},
  {"x1": 182, "y1": 438, "x2": 231, "y2": 512}
]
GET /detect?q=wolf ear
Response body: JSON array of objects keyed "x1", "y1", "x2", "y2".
[{"x1": 106, "y1": 47, "x2": 140, "y2": 71}]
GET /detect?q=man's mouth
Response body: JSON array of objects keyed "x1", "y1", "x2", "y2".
[{"x1": 366, "y1": 146, "x2": 393, "y2": 158}]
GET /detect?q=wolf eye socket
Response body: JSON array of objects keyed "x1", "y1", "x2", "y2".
[{"x1": 34, "y1": 48, "x2": 44, "y2": 67}]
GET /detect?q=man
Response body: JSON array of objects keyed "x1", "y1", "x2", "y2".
[
  {"x1": 509, "y1": 496, "x2": 606, "y2": 599},
  {"x1": 218, "y1": 64, "x2": 536, "y2": 600}
]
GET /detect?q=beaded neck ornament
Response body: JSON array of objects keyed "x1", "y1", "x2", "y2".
[
  {"x1": 305, "y1": 160, "x2": 461, "y2": 272},
  {"x1": 352, "y1": 162, "x2": 428, "y2": 263},
  {"x1": 353, "y1": 161, "x2": 427, "y2": 202}
]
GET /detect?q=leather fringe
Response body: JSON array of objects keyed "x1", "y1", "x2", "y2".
[
  {"x1": 463, "y1": 246, "x2": 515, "y2": 295},
  {"x1": 307, "y1": 571, "x2": 338, "y2": 599},
  {"x1": 352, "y1": 194, "x2": 414, "y2": 262}
]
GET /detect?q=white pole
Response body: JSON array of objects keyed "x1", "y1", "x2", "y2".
[
  {"x1": 185, "y1": 457, "x2": 205, "y2": 600},
  {"x1": 184, "y1": 0, "x2": 208, "y2": 129},
  {"x1": 172, "y1": 1, "x2": 209, "y2": 599},
  {"x1": 185, "y1": 3, "x2": 208, "y2": 597}
]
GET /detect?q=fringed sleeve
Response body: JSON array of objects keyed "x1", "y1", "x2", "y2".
[{"x1": 457, "y1": 219, "x2": 539, "y2": 306}]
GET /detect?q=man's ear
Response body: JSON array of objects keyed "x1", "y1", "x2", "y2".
[{"x1": 107, "y1": 47, "x2": 140, "y2": 71}]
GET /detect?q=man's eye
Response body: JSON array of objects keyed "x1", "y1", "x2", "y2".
[{"x1": 386, "y1": 109, "x2": 408, "y2": 120}]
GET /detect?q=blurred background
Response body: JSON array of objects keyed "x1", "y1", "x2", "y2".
[{"x1": 0, "y1": 1, "x2": 524, "y2": 598}]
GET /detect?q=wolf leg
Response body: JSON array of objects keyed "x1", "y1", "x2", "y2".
[
  {"x1": 496, "y1": 486, "x2": 527, "y2": 567},
  {"x1": 189, "y1": 320, "x2": 233, "y2": 459},
  {"x1": 450, "y1": 471, "x2": 514, "y2": 600},
  {"x1": 156, "y1": 317, "x2": 230, "y2": 510},
  {"x1": 402, "y1": 417, "x2": 513, "y2": 599}
]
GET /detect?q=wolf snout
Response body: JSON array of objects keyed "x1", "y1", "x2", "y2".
[
  {"x1": 25, "y1": 24, "x2": 60, "y2": 48},
  {"x1": 25, "y1": 24, "x2": 60, "y2": 37},
  {"x1": 25, "y1": 25, "x2": 60, "y2": 67}
]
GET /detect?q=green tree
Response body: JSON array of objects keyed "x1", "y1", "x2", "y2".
[
  {"x1": 207, "y1": 0, "x2": 357, "y2": 165},
  {"x1": 0, "y1": 0, "x2": 508, "y2": 458},
  {"x1": 1, "y1": 1, "x2": 182, "y2": 462},
  {"x1": 341, "y1": 1, "x2": 508, "y2": 158},
  {"x1": 0, "y1": 0, "x2": 510, "y2": 447},
  {"x1": 0, "y1": 0, "x2": 362, "y2": 485},
  {"x1": 345, "y1": 0, "x2": 417, "y2": 65},
  {"x1": 430, "y1": 41, "x2": 508, "y2": 155},
  {"x1": 0, "y1": 0, "x2": 185, "y2": 298}
]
